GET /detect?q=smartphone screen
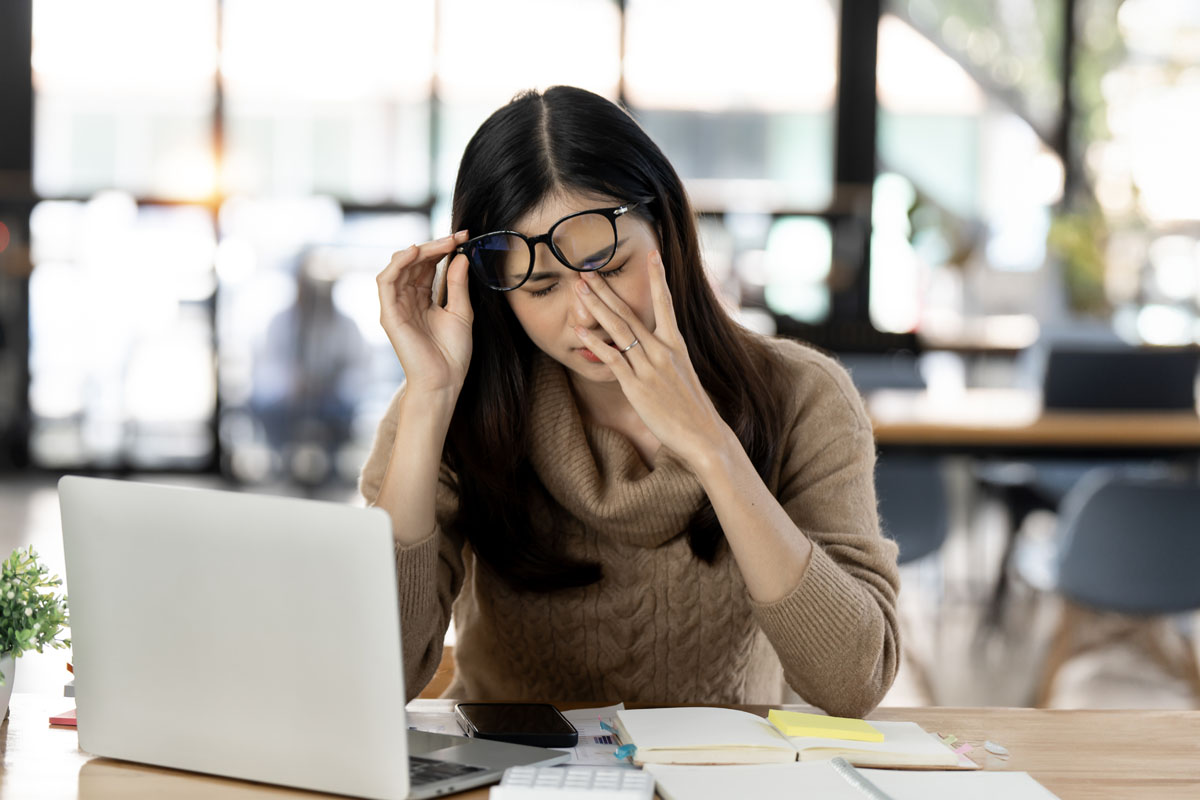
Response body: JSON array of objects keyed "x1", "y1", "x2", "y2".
[{"x1": 454, "y1": 702, "x2": 579, "y2": 748}]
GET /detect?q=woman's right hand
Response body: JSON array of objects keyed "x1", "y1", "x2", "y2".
[{"x1": 376, "y1": 231, "x2": 474, "y2": 397}]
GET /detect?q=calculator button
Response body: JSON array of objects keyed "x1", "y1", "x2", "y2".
[{"x1": 490, "y1": 765, "x2": 656, "y2": 800}]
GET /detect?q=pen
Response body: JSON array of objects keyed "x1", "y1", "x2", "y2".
[{"x1": 830, "y1": 757, "x2": 896, "y2": 800}]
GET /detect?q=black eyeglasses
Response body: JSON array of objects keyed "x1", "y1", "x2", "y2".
[{"x1": 456, "y1": 202, "x2": 645, "y2": 292}]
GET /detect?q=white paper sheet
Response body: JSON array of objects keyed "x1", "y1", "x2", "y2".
[{"x1": 646, "y1": 762, "x2": 1062, "y2": 800}]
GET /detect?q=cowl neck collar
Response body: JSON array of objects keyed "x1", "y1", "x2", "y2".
[{"x1": 527, "y1": 353, "x2": 705, "y2": 549}]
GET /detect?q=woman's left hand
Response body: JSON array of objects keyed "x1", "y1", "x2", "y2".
[{"x1": 573, "y1": 250, "x2": 733, "y2": 470}]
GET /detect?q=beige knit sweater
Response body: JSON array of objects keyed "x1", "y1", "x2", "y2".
[{"x1": 359, "y1": 336, "x2": 900, "y2": 717}]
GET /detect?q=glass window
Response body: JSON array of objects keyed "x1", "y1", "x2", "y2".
[
  {"x1": 28, "y1": 193, "x2": 217, "y2": 468},
  {"x1": 32, "y1": 0, "x2": 218, "y2": 200},
  {"x1": 1088, "y1": 0, "x2": 1200, "y2": 343},
  {"x1": 891, "y1": 0, "x2": 1065, "y2": 133},
  {"x1": 725, "y1": 214, "x2": 832, "y2": 326},
  {"x1": 762, "y1": 217, "x2": 833, "y2": 324},
  {"x1": 875, "y1": 9, "x2": 1064, "y2": 336},
  {"x1": 625, "y1": 0, "x2": 837, "y2": 211},
  {"x1": 433, "y1": 0, "x2": 621, "y2": 197},
  {"x1": 221, "y1": 0, "x2": 435, "y2": 203},
  {"x1": 625, "y1": 0, "x2": 836, "y2": 112},
  {"x1": 436, "y1": 0, "x2": 620, "y2": 106}
]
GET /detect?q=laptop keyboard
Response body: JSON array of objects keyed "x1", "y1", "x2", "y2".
[{"x1": 409, "y1": 755, "x2": 487, "y2": 786}]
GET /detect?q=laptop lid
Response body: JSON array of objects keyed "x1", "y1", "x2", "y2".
[{"x1": 60, "y1": 476, "x2": 412, "y2": 799}]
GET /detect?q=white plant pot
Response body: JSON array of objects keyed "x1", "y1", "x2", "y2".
[{"x1": 0, "y1": 653, "x2": 13, "y2": 721}]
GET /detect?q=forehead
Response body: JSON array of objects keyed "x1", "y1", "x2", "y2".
[{"x1": 511, "y1": 190, "x2": 619, "y2": 235}]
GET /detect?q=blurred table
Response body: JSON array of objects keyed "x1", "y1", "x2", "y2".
[
  {"x1": 868, "y1": 388, "x2": 1200, "y2": 454},
  {"x1": 4, "y1": 694, "x2": 1200, "y2": 799}
]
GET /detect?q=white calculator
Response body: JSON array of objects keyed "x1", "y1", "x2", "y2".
[{"x1": 489, "y1": 766, "x2": 655, "y2": 800}]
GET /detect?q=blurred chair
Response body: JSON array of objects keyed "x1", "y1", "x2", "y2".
[
  {"x1": 876, "y1": 452, "x2": 951, "y2": 704},
  {"x1": 839, "y1": 351, "x2": 927, "y2": 394},
  {"x1": 840, "y1": 351, "x2": 951, "y2": 566},
  {"x1": 877, "y1": 454, "x2": 951, "y2": 566},
  {"x1": 976, "y1": 343, "x2": 1200, "y2": 630},
  {"x1": 1025, "y1": 470, "x2": 1200, "y2": 707},
  {"x1": 842, "y1": 352, "x2": 951, "y2": 703},
  {"x1": 1041, "y1": 346, "x2": 1200, "y2": 411},
  {"x1": 841, "y1": 352, "x2": 951, "y2": 563}
]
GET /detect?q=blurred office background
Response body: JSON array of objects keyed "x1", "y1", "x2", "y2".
[{"x1": 2, "y1": 0, "x2": 1199, "y2": 707}]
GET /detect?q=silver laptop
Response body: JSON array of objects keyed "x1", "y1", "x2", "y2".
[{"x1": 59, "y1": 476, "x2": 567, "y2": 800}]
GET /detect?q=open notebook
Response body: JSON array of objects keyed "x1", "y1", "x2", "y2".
[
  {"x1": 646, "y1": 762, "x2": 1061, "y2": 800},
  {"x1": 613, "y1": 708, "x2": 977, "y2": 769}
]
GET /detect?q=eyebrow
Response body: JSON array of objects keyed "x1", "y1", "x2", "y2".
[{"x1": 582, "y1": 237, "x2": 627, "y2": 266}]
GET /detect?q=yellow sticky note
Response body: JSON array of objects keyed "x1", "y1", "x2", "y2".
[{"x1": 767, "y1": 709, "x2": 884, "y2": 743}]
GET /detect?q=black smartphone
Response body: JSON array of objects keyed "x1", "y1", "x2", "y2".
[{"x1": 453, "y1": 702, "x2": 579, "y2": 748}]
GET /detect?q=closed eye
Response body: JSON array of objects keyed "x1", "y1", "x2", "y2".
[
  {"x1": 598, "y1": 262, "x2": 627, "y2": 279},
  {"x1": 525, "y1": 262, "x2": 625, "y2": 298}
]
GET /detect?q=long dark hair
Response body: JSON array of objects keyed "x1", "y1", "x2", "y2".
[{"x1": 445, "y1": 86, "x2": 788, "y2": 592}]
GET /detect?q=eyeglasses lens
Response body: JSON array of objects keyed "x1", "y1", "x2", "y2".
[
  {"x1": 465, "y1": 233, "x2": 528, "y2": 290},
  {"x1": 552, "y1": 212, "x2": 617, "y2": 270}
]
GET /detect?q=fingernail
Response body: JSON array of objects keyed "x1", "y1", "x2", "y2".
[
  {"x1": 653, "y1": 250, "x2": 663, "y2": 265},
  {"x1": 454, "y1": 229, "x2": 469, "y2": 240},
  {"x1": 577, "y1": 280, "x2": 591, "y2": 295},
  {"x1": 574, "y1": 326, "x2": 587, "y2": 337}
]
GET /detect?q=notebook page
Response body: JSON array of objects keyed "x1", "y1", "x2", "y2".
[
  {"x1": 791, "y1": 720, "x2": 959, "y2": 764},
  {"x1": 617, "y1": 708, "x2": 791, "y2": 751},
  {"x1": 647, "y1": 762, "x2": 862, "y2": 799},
  {"x1": 646, "y1": 763, "x2": 1062, "y2": 800},
  {"x1": 867, "y1": 769, "x2": 1063, "y2": 799}
]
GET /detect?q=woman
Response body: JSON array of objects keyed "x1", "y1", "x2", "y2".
[{"x1": 361, "y1": 86, "x2": 899, "y2": 717}]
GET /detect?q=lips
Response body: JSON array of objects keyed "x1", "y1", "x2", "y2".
[{"x1": 575, "y1": 338, "x2": 614, "y2": 363}]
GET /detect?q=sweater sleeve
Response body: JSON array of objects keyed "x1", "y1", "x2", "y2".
[
  {"x1": 358, "y1": 384, "x2": 466, "y2": 702},
  {"x1": 748, "y1": 348, "x2": 901, "y2": 718}
]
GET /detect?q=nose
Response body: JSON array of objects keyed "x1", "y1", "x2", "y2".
[
  {"x1": 567, "y1": 274, "x2": 598, "y2": 329},
  {"x1": 530, "y1": 242, "x2": 597, "y2": 330}
]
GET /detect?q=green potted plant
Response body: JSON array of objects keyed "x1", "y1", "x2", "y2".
[{"x1": 1, "y1": 546, "x2": 70, "y2": 718}]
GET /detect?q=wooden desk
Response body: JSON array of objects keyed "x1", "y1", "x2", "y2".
[
  {"x1": 3, "y1": 694, "x2": 1199, "y2": 799},
  {"x1": 868, "y1": 388, "x2": 1200, "y2": 452}
]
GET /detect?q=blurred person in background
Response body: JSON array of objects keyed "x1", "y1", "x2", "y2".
[{"x1": 251, "y1": 250, "x2": 367, "y2": 486}]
